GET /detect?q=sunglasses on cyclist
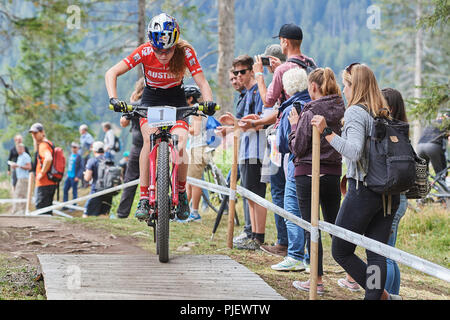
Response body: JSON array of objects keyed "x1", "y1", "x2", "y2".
[
  {"x1": 233, "y1": 69, "x2": 251, "y2": 76},
  {"x1": 345, "y1": 62, "x2": 361, "y2": 75},
  {"x1": 153, "y1": 46, "x2": 175, "y2": 55}
]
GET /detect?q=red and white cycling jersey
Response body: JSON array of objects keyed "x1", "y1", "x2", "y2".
[{"x1": 123, "y1": 43, "x2": 203, "y2": 89}]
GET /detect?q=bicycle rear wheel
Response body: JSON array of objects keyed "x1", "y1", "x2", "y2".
[
  {"x1": 203, "y1": 163, "x2": 228, "y2": 213},
  {"x1": 157, "y1": 141, "x2": 170, "y2": 263}
]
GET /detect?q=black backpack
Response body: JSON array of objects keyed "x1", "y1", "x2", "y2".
[
  {"x1": 287, "y1": 57, "x2": 317, "y2": 74},
  {"x1": 113, "y1": 136, "x2": 121, "y2": 152},
  {"x1": 96, "y1": 158, "x2": 123, "y2": 195},
  {"x1": 357, "y1": 104, "x2": 416, "y2": 206}
]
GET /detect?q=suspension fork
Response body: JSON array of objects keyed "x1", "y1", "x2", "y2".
[
  {"x1": 148, "y1": 134, "x2": 159, "y2": 207},
  {"x1": 170, "y1": 134, "x2": 179, "y2": 207}
]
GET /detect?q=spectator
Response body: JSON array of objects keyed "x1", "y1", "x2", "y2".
[
  {"x1": 269, "y1": 67, "x2": 311, "y2": 269},
  {"x1": 116, "y1": 77, "x2": 145, "y2": 219},
  {"x1": 218, "y1": 69, "x2": 252, "y2": 245},
  {"x1": 119, "y1": 151, "x2": 130, "y2": 177},
  {"x1": 79, "y1": 124, "x2": 94, "y2": 187},
  {"x1": 102, "y1": 122, "x2": 116, "y2": 161},
  {"x1": 10, "y1": 143, "x2": 32, "y2": 215},
  {"x1": 288, "y1": 67, "x2": 345, "y2": 295},
  {"x1": 240, "y1": 32, "x2": 316, "y2": 254},
  {"x1": 252, "y1": 44, "x2": 289, "y2": 256},
  {"x1": 185, "y1": 85, "x2": 207, "y2": 222},
  {"x1": 252, "y1": 24, "x2": 316, "y2": 114},
  {"x1": 223, "y1": 55, "x2": 267, "y2": 250},
  {"x1": 7, "y1": 135, "x2": 30, "y2": 191},
  {"x1": 311, "y1": 63, "x2": 400, "y2": 300},
  {"x1": 83, "y1": 141, "x2": 113, "y2": 218},
  {"x1": 29, "y1": 123, "x2": 57, "y2": 216},
  {"x1": 381, "y1": 87, "x2": 409, "y2": 295},
  {"x1": 417, "y1": 113, "x2": 449, "y2": 179},
  {"x1": 63, "y1": 142, "x2": 83, "y2": 207}
]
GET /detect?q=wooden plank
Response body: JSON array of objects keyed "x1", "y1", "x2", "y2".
[{"x1": 38, "y1": 254, "x2": 285, "y2": 300}]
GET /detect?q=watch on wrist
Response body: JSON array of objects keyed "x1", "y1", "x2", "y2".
[{"x1": 321, "y1": 127, "x2": 333, "y2": 138}]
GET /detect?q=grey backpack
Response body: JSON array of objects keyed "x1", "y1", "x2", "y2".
[{"x1": 96, "y1": 158, "x2": 122, "y2": 195}]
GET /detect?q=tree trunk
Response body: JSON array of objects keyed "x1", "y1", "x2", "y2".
[
  {"x1": 412, "y1": 0, "x2": 423, "y2": 148},
  {"x1": 137, "y1": 0, "x2": 146, "y2": 78},
  {"x1": 217, "y1": 0, "x2": 235, "y2": 115}
]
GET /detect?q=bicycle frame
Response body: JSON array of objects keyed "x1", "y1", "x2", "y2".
[{"x1": 148, "y1": 127, "x2": 180, "y2": 214}]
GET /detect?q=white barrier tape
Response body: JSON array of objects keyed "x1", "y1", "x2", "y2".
[
  {"x1": 230, "y1": 184, "x2": 450, "y2": 283},
  {"x1": 319, "y1": 221, "x2": 450, "y2": 283},
  {"x1": 52, "y1": 210, "x2": 74, "y2": 219},
  {"x1": 229, "y1": 189, "x2": 237, "y2": 201},
  {"x1": 0, "y1": 199, "x2": 27, "y2": 204},
  {"x1": 54, "y1": 201, "x2": 86, "y2": 212},
  {"x1": 310, "y1": 226, "x2": 320, "y2": 243},
  {"x1": 27, "y1": 179, "x2": 139, "y2": 216},
  {"x1": 187, "y1": 177, "x2": 230, "y2": 196}
]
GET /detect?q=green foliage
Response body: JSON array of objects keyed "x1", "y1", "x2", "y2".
[
  {"x1": 2, "y1": 0, "x2": 95, "y2": 149},
  {"x1": 408, "y1": 81, "x2": 450, "y2": 122},
  {"x1": 418, "y1": 0, "x2": 450, "y2": 28},
  {"x1": 373, "y1": 0, "x2": 449, "y2": 122}
]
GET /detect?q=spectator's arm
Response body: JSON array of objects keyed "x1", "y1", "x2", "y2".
[
  {"x1": 75, "y1": 155, "x2": 84, "y2": 180},
  {"x1": 265, "y1": 70, "x2": 283, "y2": 108},
  {"x1": 84, "y1": 169, "x2": 93, "y2": 182}
]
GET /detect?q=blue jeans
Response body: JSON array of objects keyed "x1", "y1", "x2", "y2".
[
  {"x1": 63, "y1": 177, "x2": 79, "y2": 204},
  {"x1": 385, "y1": 194, "x2": 407, "y2": 295},
  {"x1": 270, "y1": 165, "x2": 288, "y2": 246},
  {"x1": 284, "y1": 178, "x2": 307, "y2": 262}
]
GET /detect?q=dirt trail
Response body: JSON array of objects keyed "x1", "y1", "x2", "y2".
[{"x1": 0, "y1": 216, "x2": 148, "y2": 267}]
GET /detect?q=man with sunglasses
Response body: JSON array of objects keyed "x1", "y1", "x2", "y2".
[{"x1": 220, "y1": 55, "x2": 268, "y2": 250}]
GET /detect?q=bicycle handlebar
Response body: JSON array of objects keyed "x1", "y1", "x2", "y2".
[{"x1": 108, "y1": 102, "x2": 220, "y2": 116}]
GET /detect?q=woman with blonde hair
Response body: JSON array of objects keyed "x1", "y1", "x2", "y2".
[
  {"x1": 288, "y1": 67, "x2": 345, "y2": 294},
  {"x1": 311, "y1": 63, "x2": 401, "y2": 300},
  {"x1": 105, "y1": 13, "x2": 216, "y2": 221}
]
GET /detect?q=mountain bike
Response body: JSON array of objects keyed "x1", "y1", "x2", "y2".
[
  {"x1": 419, "y1": 160, "x2": 450, "y2": 208},
  {"x1": 110, "y1": 102, "x2": 218, "y2": 262},
  {"x1": 201, "y1": 146, "x2": 228, "y2": 214}
]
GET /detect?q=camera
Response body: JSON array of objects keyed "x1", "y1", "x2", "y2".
[{"x1": 261, "y1": 56, "x2": 271, "y2": 66}]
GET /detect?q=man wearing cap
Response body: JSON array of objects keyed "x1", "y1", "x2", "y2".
[
  {"x1": 29, "y1": 123, "x2": 57, "y2": 215},
  {"x1": 63, "y1": 142, "x2": 83, "y2": 207},
  {"x1": 83, "y1": 141, "x2": 113, "y2": 217},
  {"x1": 239, "y1": 24, "x2": 316, "y2": 256}
]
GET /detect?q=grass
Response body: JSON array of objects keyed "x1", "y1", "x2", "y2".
[
  {"x1": 0, "y1": 255, "x2": 46, "y2": 300},
  {"x1": 67, "y1": 194, "x2": 449, "y2": 300},
  {"x1": 0, "y1": 166, "x2": 448, "y2": 299}
]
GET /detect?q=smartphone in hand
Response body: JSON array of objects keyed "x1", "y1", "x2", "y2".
[{"x1": 261, "y1": 56, "x2": 271, "y2": 66}]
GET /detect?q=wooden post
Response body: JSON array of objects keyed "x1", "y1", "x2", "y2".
[
  {"x1": 227, "y1": 123, "x2": 240, "y2": 248},
  {"x1": 25, "y1": 172, "x2": 35, "y2": 215},
  {"x1": 309, "y1": 126, "x2": 321, "y2": 300}
]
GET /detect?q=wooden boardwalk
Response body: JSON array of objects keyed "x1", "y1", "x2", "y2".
[{"x1": 38, "y1": 254, "x2": 285, "y2": 300}]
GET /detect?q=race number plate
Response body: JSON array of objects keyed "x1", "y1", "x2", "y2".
[{"x1": 147, "y1": 106, "x2": 177, "y2": 128}]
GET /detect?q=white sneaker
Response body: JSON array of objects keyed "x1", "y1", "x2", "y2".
[
  {"x1": 233, "y1": 232, "x2": 250, "y2": 244},
  {"x1": 271, "y1": 257, "x2": 306, "y2": 271}
]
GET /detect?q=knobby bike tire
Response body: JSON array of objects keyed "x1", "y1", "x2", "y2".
[
  {"x1": 203, "y1": 164, "x2": 228, "y2": 214},
  {"x1": 157, "y1": 141, "x2": 170, "y2": 263}
]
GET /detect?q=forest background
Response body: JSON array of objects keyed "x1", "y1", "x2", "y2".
[{"x1": 0, "y1": 0, "x2": 448, "y2": 169}]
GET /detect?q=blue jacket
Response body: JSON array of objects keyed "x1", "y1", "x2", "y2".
[
  {"x1": 276, "y1": 90, "x2": 311, "y2": 154},
  {"x1": 276, "y1": 89, "x2": 311, "y2": 180}
]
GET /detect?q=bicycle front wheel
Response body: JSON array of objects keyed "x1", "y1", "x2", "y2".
[{"x1": 157, "y1": 140, "x2": 170, "y2": 263}]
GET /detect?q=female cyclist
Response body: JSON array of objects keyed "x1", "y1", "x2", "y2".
[{"x1": 105, "y1": 13, "x2": 216, "y2": 221}]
